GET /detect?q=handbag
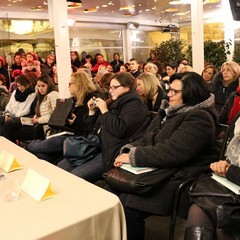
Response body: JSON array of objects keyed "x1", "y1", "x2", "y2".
[
  {"x1": 48, "y1": 98, "x2": 73, "y2": 131},
  {"x1": 189, "y1": 176, "x2": 240, "y2": 232},
  {"x1": 63, "y1": 133, "x2": 101, "y2": 167},
  {"x1": 103, "y1": 167, "x2": 177, "y2": 195}
]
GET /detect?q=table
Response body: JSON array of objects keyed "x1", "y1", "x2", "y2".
[{"x1": 0, "y1": 137, "x2": 127, "y2": 240}]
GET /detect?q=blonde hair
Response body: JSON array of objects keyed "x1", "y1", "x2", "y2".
[
  {"x1": 221, "y1": 61, "x2": 240, "y2": 81},
  {"x1": 137, "y1": 73, "x2": 161, "y2": 99},
  {"x1": 71, "y1": 71, "x2": 97, "y2": 106}
]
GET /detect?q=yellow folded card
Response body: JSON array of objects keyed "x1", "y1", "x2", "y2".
[
  {"x1": 21, "y1": 168, "x2": 56, "y2": 202},
  {"x1": 0, "y1": 150, "x2": 23, "y2": 172}
]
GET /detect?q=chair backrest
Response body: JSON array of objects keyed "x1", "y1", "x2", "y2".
[{"x1": 215, "y1": 123, "x2": 230, "y2": 160}]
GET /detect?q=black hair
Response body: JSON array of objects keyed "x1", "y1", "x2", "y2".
[
  {"x1": 166, "y1": 62, "x2": 178, "y2": 69},
  {"x1": 170, "y1": 72, "x2": 210, "y2": 106}
]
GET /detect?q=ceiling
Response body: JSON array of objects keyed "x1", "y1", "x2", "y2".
[{"x1": 0, "y1": 0, "x2": 223, "y2": 26}]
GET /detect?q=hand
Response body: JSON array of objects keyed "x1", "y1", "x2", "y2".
[
  {"x1": 210, "y1": 160, "x2": 230, "y2": 177},
  {"x1": 94, "y1": 98, "x2": 108, "y2": 114},
  {"x1": 67, "y1": 113, "x2": 76, "y2": 125},
  {"x1": 4, "y1": 114, "x2": 11, "y2": 122},
  {"x1": 31, "y1": 117, "x2": 38, "y2": 124},
  {"x1": 87, "y1": 98, "x2": 97, "y2": 115},
  {"x1": 114, "y1": 153, "x2": 130, "y2": 167}
]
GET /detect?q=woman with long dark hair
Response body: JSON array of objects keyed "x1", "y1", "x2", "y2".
[{"x1": 2, "y1": 74, "x2": 58, "y2": 142}]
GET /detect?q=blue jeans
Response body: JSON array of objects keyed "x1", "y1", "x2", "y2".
[
  {"x1": 26, "y1": 135, "x2": 68, "y2": 163},
  {"x1": 57, "y1": 153, "x2": 104, "y2": 183}
]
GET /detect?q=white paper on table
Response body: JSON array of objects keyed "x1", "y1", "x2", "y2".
[
  {"x1": 0, "y1": 150, "x2": 23, "y2": 172},
  {"x1": 21, "y1": 168, "x2": 56, "y2": 201}
]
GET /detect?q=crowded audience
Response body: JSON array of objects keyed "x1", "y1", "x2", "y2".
[{"x1": 0, "y1": 47, "x2": 240, "y2": 240}]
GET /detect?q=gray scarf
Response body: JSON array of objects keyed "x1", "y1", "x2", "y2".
[{"x1": 160, "y1": 93, "x2": 215, "y2": 117}]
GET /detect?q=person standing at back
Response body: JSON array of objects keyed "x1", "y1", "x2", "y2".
[
  {"x1": 110, "y1": 53, "x2": 124, "y2": 73},
  {"x1": 129, "y1": 58, "x2": 141, "y2": 78}
]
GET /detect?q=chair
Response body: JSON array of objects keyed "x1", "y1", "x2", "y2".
[{"x1": 168, "y1": 123, "x2": 230, "y2": 240}]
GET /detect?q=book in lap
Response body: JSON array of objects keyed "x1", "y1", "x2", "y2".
[
  {"x1": 120, "y1": 163, "x2": 157, "y2": 175},
  {"x1": 211, "y1": 173, "x2": 240, "y2": 195},
  {"x1": 20, "y1": 117, "x2": 33, "y2": 126}
]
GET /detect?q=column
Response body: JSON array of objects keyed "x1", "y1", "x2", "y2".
[
  {"x1": 191, "y1": 0, "x2": 204, "y2": 74},
  {"x1": 122, "y1": 28, "x2": 132, "y2": 63},
  {"x1": 48, "y1": 0, "x2": 71, "y2": 98}
]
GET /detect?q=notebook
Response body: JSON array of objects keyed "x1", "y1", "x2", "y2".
[
  {"x1": 120, "y1": 163, "x2": 157, "y2": 175},
  {"x1": 211, "y1": 173, "x2": 240, "y2": 195}
]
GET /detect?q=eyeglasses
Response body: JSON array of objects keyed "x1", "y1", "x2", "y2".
[
  {"x1": 68, "y1": 82, "x2": 75, "y2": 87},
  {"x1": 109, "y1": 85, "x2": 122, "y2": 90},
  {"x1": 166, "y1": 87, "x2": 182, "y2": 96}
]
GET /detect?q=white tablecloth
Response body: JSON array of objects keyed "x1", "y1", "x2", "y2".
[{"x1": 0, "y1": 137, "x2": 127, "y2": 240}]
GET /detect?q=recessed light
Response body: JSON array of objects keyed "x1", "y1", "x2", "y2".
[
  {"x1": 119, "y1": 6, "x2": 134, "y2": 11},
  {"x1": 84, "y1": 8, "x2": 98, "y2": 13},
  {"x1": 30, "y1": 6, "x2": 43, "y2": 11},
  {"x1": 165, "y1": 8, "x2": 178, "y2": 12}
]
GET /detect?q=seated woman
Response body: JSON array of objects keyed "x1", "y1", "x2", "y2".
[
  {"x1": 201, "y1": 64, "x2": 217, "y2": 89},
  {"x1": 26, "y1": 71, "x2": 101, "y2": 164},
  {"x1": 0, "y1": 74, "x2": 36, "y2": 133},
  {"x1": 211, "y1": 61, "x2": 240, "y2": 113},
  {"x1": 184, "y1": 117, "x2": 240, "y2": 240},
  {"x1": 57, "y1": 72, "x2": 150, "y2": 182},
  {"x1": 111, "y1": 72, "x2": 218, "y2": 240},
  {"x1": 136, "y1": 72, "x2": 167, "y2": 112},
  {"x1": 2, "y1": 74, "x2": 59, "y2": 143}
]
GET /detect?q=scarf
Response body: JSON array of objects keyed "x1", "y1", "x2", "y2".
[
  {"x1": 225, "y1": 117, "x2": 240, "y2": 166},
  {"x1": 15, "y1": 87, "x2": 35, "y2": 102},
  {"x1": 160, "y1": 93, "x2": 215, "y2": 117}
]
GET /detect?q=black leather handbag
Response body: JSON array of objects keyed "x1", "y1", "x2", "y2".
[
  {"x1": 103, "y1": 167, "x2": 177, "y2": 195},
  {"x1": 189, "y1": 176, "x2": 240, "y2": 232},
  {"x1": 48, "y1": 98, "x2": 73, "y2": 131},
  {"x1": 63, "y1": 133, "x2": 101, "y2": 167}
]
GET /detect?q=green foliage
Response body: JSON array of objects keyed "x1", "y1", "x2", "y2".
[
  {"x1": 233, "y1": 41, "x2": 240, "y2": 64},
  {"x1": 154, "y1": 39, "x2": 231, "y2": 71},
  {"x1": 153, "y1": 39, "x2": 186, "y2": 67},
  {"x1": 204, "y1": 40, "x2": 231, "y2": 69}
]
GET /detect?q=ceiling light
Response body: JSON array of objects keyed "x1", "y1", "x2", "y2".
[
  {"x1": 165, "y1": 8, "x2": 179, "y2": 12},
  {"x1": 84, "y1": 8, "x2": 98, "y2": 13},
  {"x1": 203, "y1": 0, "x2": 220, "y2": 3},
  {"x1": 174, "y1": 12, "x2": 187, "y2": 16},
  {"x1": 67, "y1": 0, "x2": 82, "y2": 8},
  {"x1": 169, "y1": 0, "x2": 190, "y2": 4},
  {"x1": 30, "y1": 6, "x2": 43, "y2": 11},
  {"x1": 119, "y1": 6, "x2": 134, "y2": 11}
]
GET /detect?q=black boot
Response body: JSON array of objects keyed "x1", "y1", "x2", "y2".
[{"x1": 184, "y1": 226, "x2": 214, "y2": 240}]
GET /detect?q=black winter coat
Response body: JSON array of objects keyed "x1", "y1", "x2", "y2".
[
  {"x1": 86, "y1": 91, "x2": 150, "y2": 171},
  {"x1": 123, "y1": 104, "x2": 218, "y2": 218},
  {"x1": 219, "y1": 91, "x2": 239, "y2": 124},
  {"x1": 211, "y1": 73, "x2": 238, "y2": 113}
]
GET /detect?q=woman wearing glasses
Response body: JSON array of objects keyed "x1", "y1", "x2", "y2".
[
  {"x1": 112, "y1": 72, "x2": 219, "y2": 240},
  {"x1": 25, "y1": 71, "x2": 101, "y2": 163},
  {"x1": 58, "y1": 72, "x2": 150, "y2": 182}
]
